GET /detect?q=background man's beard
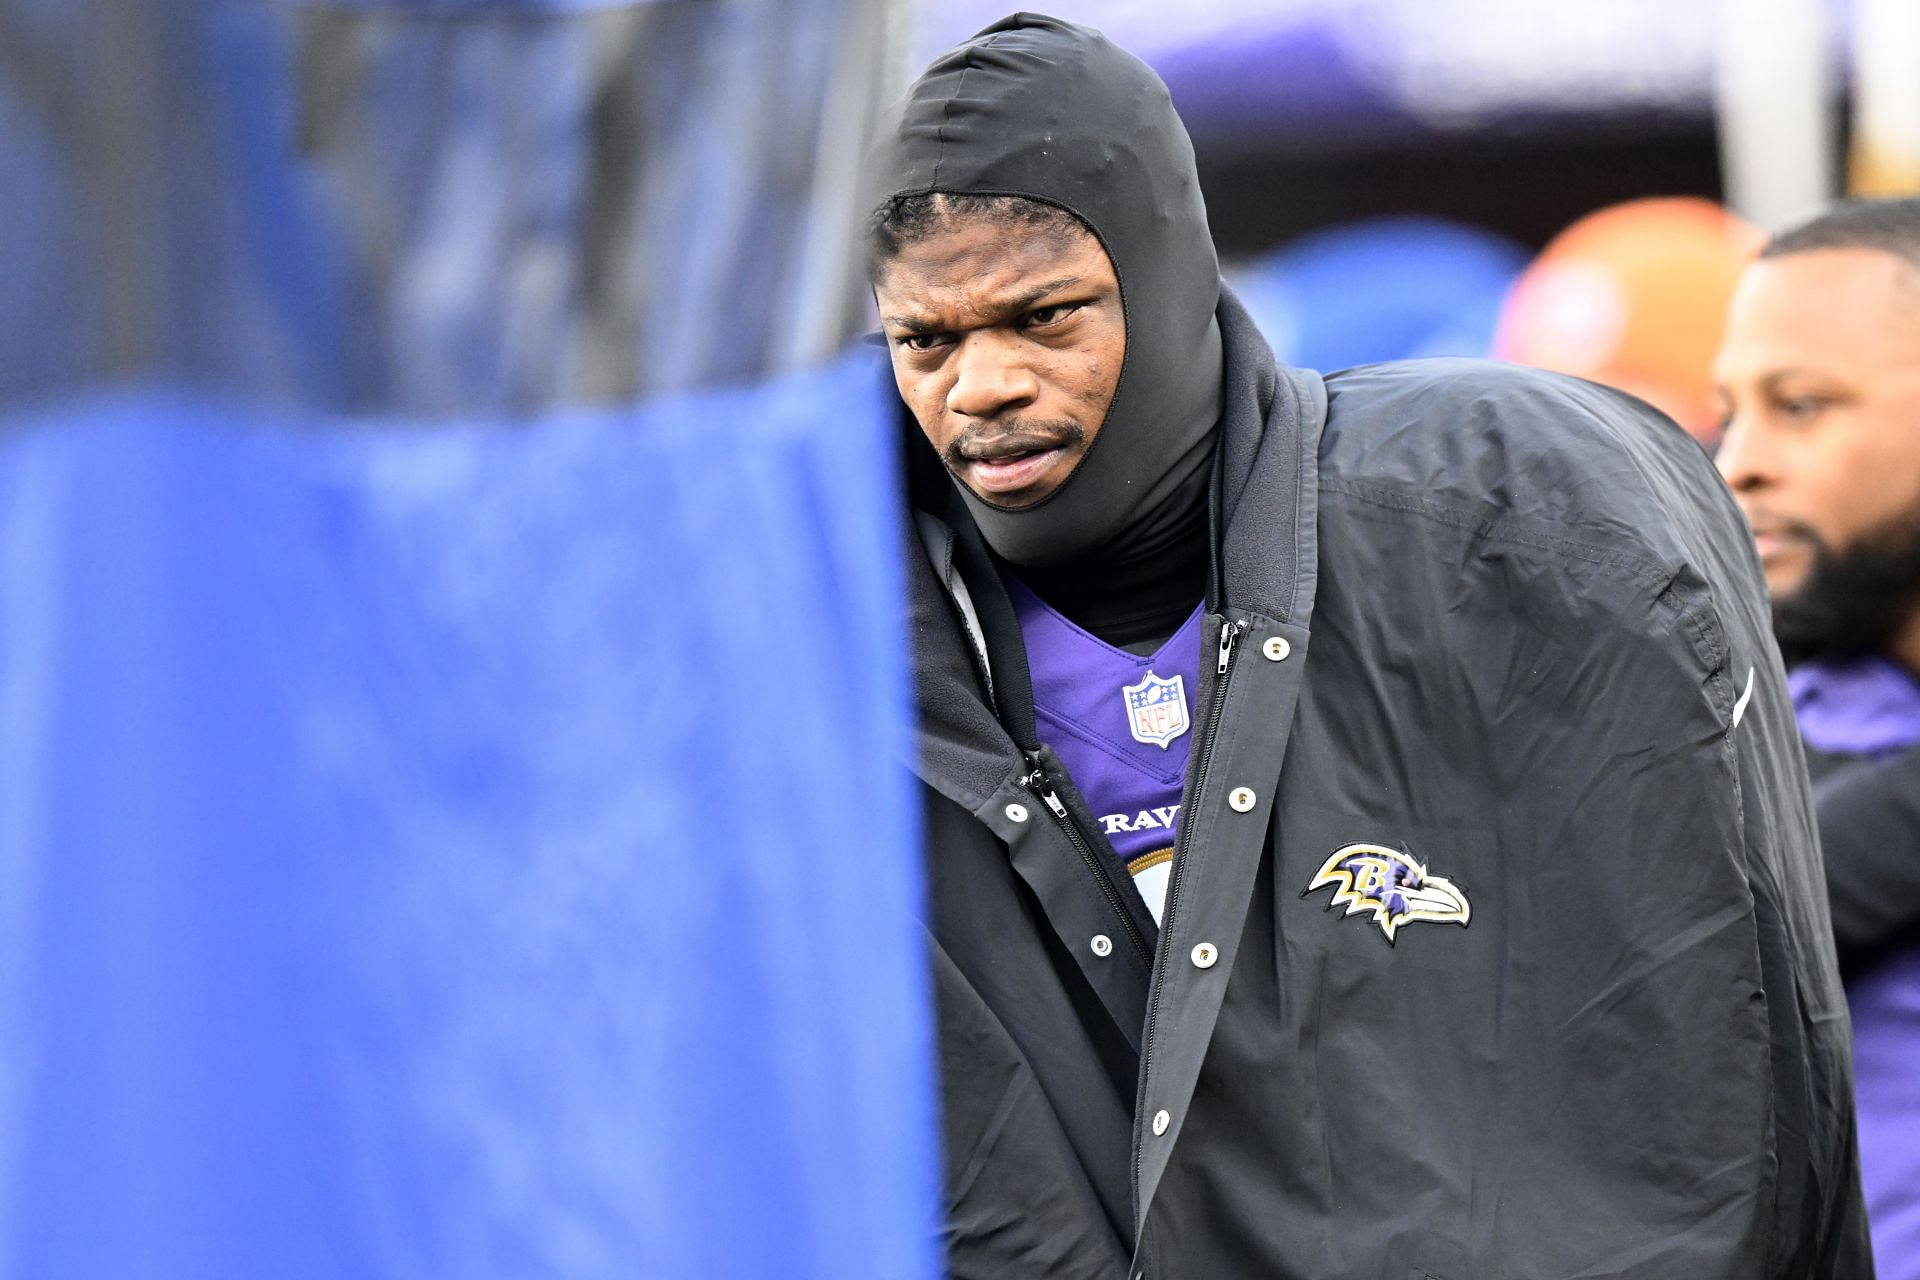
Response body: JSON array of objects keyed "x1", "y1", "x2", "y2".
[{"x1": 1772, "y1": 499, "x2": 1920, "y2": 668}]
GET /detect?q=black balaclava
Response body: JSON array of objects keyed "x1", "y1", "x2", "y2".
[{"x1": 868, "y1": 13, "x2": 1223, "y2": 633}]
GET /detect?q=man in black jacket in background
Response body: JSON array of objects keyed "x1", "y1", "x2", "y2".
[
  {"x1": 868, "y1": 14, "x2": 1870, "y2": 1277},
  {"x1": 1716, "y1": 196, "x2": 1920, "y2": 1280}
]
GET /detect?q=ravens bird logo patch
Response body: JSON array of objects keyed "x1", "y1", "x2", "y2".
[{"x1": 1304, "y1": 843, "x2": 1471, "y2": 944}]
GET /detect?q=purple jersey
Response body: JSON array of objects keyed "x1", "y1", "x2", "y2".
[
  {"x1": 1791, "y1": 656, "x2": 1920, "y2": 758},
  {"x1": 1008, "y1": 576, "x2": 1204, "y2": 923}
]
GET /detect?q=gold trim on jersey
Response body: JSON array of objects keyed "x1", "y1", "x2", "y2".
[{"x1": 1127, "y1": 847, "x2": 1173, "y2": 876}]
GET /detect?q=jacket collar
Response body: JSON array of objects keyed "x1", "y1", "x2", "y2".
[{"x1": 1209, "y1": 283, "x2": 1324, "y2": 627}]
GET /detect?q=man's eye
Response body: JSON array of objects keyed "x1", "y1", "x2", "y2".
[
  {"x1": 1025, "y1": 304, "x2": 1077, "y2": 328},
  {"x1": 1778, "y1": 396, "x2": 1829, "y2": 421},
  {"x1": 897, "y1": 334, "x2": 946, "y2": 353}
]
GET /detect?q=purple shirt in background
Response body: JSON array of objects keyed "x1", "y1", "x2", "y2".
[
  {"x1": 1791, "y1": 657, "x2": 1920, "y2": 759},
  {"x1": 1009, "y1": 577, "x2": 1204, "y2": 924},
  {"x1": 1793, "y1": 656, "x2": 1920, "y2": 1280}
]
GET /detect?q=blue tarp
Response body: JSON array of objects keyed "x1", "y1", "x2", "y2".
[
  {"x1": 0, "y1": 355, "x2": 937, "y2": 1278},
  {"x1": 1, "y1": 0, "x2": 935, "y2": 1268}
]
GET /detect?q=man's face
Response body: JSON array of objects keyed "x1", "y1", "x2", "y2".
[
  {"x1": 1713, "y1": 248, "x2": 1920, "y2": 602},
  {"x1": 873, "y1": 213, "x2": 1125, "y2": 508}
]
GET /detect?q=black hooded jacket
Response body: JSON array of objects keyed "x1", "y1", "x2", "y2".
[
  {"x1": 907, "y1": 291, "x2": 1872, "y2": 1280},
  {"x1": 886, "y1": 15, "x2": 1871, "y2": 1279}
]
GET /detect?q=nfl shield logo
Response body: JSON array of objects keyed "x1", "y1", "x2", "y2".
[{"x1": 1122, "y1": 671, "x2": 1190, "y2": 749}]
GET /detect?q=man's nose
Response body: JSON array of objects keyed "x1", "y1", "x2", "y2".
[
  {"x1": 1715, "y1": 413, "x2": 1778, "y2": 495},
  {"x1": 946, "y1": 334, "x2": 1039, "y2": 420}
]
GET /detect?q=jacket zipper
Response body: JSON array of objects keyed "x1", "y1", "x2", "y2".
[
  {"x1": 1133, "y1": 616, "x2": 1244, "y2": 1206},
  {"x1": 1024, "y1": 753, "x2": 1154, "y2": 968}
]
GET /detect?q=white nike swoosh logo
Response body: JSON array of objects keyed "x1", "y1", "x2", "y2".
[{"x1": 1731, "y1": 666, "x2": 1756, "y2": 729}]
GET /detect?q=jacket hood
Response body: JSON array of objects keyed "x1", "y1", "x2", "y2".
[{"x1": 867, "y1": 12, "x2": 1224, "y2": 571}]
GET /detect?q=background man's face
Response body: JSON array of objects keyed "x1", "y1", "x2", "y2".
[
  {"x1": 873, "y1": 214, "x2": 1125, "y2": 508},
  {"x1": 1714, "y1": 248, "x2": 1920, "y2": 601}
]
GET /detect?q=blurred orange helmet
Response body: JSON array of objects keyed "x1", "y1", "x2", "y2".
[{"x1": 1495, "y1": 197, "x2": 1763, "y2": 444}]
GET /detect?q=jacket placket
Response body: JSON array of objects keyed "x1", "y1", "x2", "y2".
[{"x1": 1127, "y1": 610, "x2": 1311, "y2": 1265}]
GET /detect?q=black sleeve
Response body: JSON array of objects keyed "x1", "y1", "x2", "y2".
[{"x1": 1815, "y1": 744, "x2": 1920, "y2": 961}]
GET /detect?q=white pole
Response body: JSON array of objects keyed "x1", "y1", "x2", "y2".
[
  {"x1": 1715, "y1": 0, "x2": 1837, "y2": 233},
  {"x1": 1850, "y1": 0, "x2": 1920, "y2": 196}
]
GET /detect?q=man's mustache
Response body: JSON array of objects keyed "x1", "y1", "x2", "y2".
[
  {"x1": 944, "y1": 418, "x2": 1086, "y2": 468},
  {"x1": 1744, "y1": 508, "x2": 1829, "y2": 556}
]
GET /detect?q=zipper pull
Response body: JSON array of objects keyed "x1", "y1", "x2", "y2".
[
  {"x1": 1022, "y1": 752, "x2": 1071, "y2": 819},
  {"x1": 1217, "y1": 618, "x2": 1245, "y2": 675}
]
